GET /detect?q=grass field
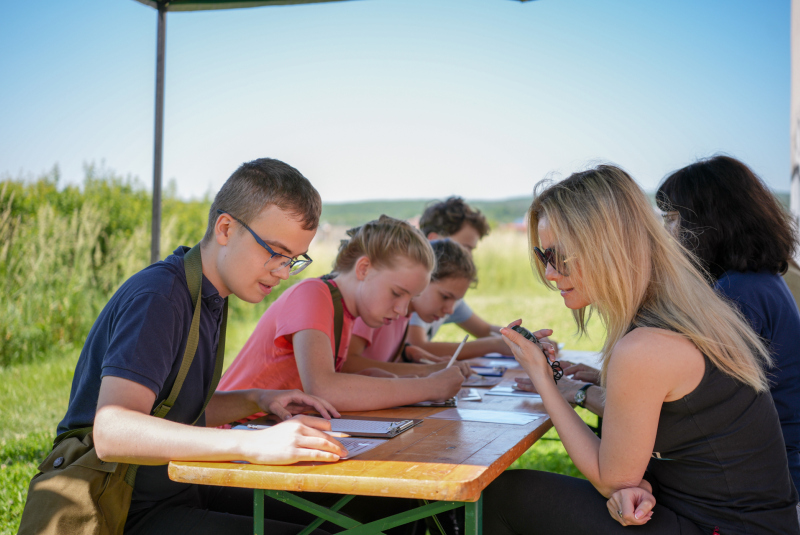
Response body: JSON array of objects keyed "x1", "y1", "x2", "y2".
[{"x1": 0, "y1": 227, "x2": 604, "y2": 534}]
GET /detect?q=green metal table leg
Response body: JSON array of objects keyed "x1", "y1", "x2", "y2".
[
  {"x1": 464, "y1": 494, "x2": 483, "y2": 535},
  {"x1": 264, "y1": 490, "x2": 366, "y2": 532},
  {"x1": 253, "y1": 489, "x2": 478, "y2": 535},
  {"x1": 339, "y1": 500, "x2": 462, "y2": 535},
  {"x1": 254, "y1": 489, "x2": 265, "y2": 535},
  {"x1": 297, "y1": 494, "x2": 356, "y2": 535}
]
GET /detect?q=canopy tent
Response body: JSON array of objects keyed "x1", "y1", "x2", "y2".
[{"x1": 133, "y1": 0, "x2": 536, "y2": 262}]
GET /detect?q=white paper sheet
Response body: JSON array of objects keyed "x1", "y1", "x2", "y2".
[{"x1": 427, "y1": 408, "x2": 543, "y2": 425}]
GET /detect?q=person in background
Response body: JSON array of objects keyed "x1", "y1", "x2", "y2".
[
  {"x1": 407, "y1": 197, "x2": 510, "y2": 359},
  {"x1": 348, "y1": 239, "x2": 477, "y2": 368},
  {"x1": 217, "y1": 216, "x2": 466, "y2": 412},
  {"x1": 484, "y1": 165, "x2": 799, "y2": 534}
]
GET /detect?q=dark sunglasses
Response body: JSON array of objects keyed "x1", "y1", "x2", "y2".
[
  {"x1": 216, "y1": 210, "x2": 312, "y2": 275},
  {"x1": 533, "y1": 246, "x2": 570, "y2": 276}
]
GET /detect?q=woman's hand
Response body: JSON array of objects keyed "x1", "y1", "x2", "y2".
[
  {"x1": 256, "y1": 390, "x2": 340, "y2": 421},
  {"x1": 240, "y1": 414, "x2": 348, "y2": 464},
  {"x1": 499, "y1": 320, "x2": 555, "y2": 384},
  {"x1": 514, "y1": 375, "x2": 588, "y2": 402},
  {"x1": 561, "y1": 362, "x2": 601, "y2": 385},
  {"x1": 606, "y1": 486, "x2": 655, "y2": 526}
]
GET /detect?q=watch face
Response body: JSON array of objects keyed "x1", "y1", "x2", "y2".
[{"x1": 575, "y1": 389, "x2": 587, "y2": 405}]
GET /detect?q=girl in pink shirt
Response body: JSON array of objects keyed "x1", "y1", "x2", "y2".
[
  {"x1": 349, "y1": 239, "x2": 477, "y2": 365},
  {"x1": 218, "y1": 216, "x2": 467, "y2": 412}
]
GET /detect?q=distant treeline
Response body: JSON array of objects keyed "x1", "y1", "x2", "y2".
[
  {"x1": 322, "y1": 192, "x2": 792, "y2": 229},
  {"x1": 321, "y1": 197, "x2": 534, "y2": 228}
]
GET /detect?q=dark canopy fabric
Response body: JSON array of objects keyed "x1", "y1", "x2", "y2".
[{"x1": 133, "y1": 0, "x2": 349, "y2": 12}]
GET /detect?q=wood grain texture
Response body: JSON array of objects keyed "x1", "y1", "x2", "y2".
[{"x1": 169, "y1": 373, "x2": 552, "y2": 502}]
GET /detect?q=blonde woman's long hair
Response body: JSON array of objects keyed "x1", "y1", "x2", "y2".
[
  {"x1": 529, "y1": 165, "x2": 772, "y2": 392},
  {"x1": 334, "y1": 215, "x2": 436, "y2": 275}
]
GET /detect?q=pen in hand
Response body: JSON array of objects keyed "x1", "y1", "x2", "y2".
[{"x1": 445, "y1": 335, "x2": 469, "y2": 369}]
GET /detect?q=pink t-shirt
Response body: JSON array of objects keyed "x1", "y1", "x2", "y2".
[
  {"x1": 218, "y1": 278, "x2": 355, "y2": 393},
  {"x1": 351, "y1": 315, "x2": 410, "y2": 362}
]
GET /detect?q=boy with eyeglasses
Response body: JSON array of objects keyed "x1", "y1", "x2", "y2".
[{"x1": 51, "y1": 159, "x2": 345, "y2": 534}]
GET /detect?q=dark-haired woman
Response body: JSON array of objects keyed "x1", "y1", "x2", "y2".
[{"x1": 657, "y1": 155, "x2": 800, "y2": 498}]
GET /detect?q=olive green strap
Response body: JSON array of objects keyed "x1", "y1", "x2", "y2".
[
  {"x1": 151, "y1": 244, "x2": 203, "y2": 419},
  {"x1": 320, "y1": 275, "x2": 344, "y2": 361},
  {"x1": 193, "y1": 298, "x2": 227, "y2": 426}
]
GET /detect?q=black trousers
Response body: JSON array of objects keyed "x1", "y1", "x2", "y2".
[
  {"x1": 482, "y1": 470, "x2": 706, "y2": 535},
  {"x1": 125, "y1": 484, "x2": 424, "y2": 535}
]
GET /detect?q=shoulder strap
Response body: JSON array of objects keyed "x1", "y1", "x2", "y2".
[
  {"x1": 320, "y1": 275, "x2": 344, "y2": 361},
  {"x1": 390, "y1": 322, "x2": 411, "y2": 362},
  {"x1": 151, "y1": 244, "x2": 204, "y2": 419}
]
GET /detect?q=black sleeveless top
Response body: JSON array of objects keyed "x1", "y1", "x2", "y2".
[{"x1": 646, "y1": 354, "x2": 799, "y2": 534}]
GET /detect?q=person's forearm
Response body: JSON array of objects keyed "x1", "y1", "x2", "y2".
[
  {"x1": 413, "y1": 337, "x2": 506, "y2": 359},
  {"x1": 204, "y1": 389, "x2": 263, "y2": 428},
  {"x1": 94, "y1": 405, "x2": 246, "y2": 465},
  {"x1": 583, "y1": 385, "x2": 605, "y2": 417},
  {"x1": 530, "y1": 373, "x2": 620, "y2": 495},
  {"x1": 341, "y1": 354, "x2": 434, "y2": 376},
  {"x1": 302, "y1": 372, "x2": 441, "y2": 412}
]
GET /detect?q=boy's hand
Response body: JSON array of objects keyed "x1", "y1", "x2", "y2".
[
  {"x1": 425, "y1": 367, "x2": 465, "y2": 401},
  {"x1": 256, "y1": 390, "x2": 340, "y2": 421},
  {"x1": 241, "y1": 415, "x2": 348, "y2": 464}
]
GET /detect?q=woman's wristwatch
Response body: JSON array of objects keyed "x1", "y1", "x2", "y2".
[{"x1": 574, "y1": 384, "x2": 592, "y2": 408}]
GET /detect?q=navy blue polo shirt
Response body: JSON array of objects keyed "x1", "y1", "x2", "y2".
[
  {"x1": 716, "y1": 270, "x2": 800, "y2": 493},
  {"x1": 57, "y1": 245, "x2": 226, "y2": 512}
]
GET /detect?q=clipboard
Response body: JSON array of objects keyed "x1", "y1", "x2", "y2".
[{"x1": 241, "y1": 414, "x2": 423, "y2": 438}]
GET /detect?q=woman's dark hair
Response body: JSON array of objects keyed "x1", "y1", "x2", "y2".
[{"x1": 656, "y1": 155, "x2": 797, "y2": 280}]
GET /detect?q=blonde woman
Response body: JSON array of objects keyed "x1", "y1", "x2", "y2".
[{"x1": 483, "y1": 166, "x2": 799, "y2": 534}]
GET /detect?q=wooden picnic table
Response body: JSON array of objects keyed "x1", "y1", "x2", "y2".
[{"x1": 168, "y1": 358, "x2": 552, "y2": 535}]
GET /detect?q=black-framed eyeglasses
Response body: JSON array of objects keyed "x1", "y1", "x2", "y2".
[
  {"x1": 533, "y1": 246, "x2": 570, "y2": 276},
  {"x1": 216, "y1": 210, "x2": 313, "y2": 275}
]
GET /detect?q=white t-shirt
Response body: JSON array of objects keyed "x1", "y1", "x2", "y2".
[{"x1": 408, "y1": 299, "x2": 473, "y2": 340}]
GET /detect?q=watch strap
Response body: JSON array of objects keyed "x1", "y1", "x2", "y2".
[{"x1": 575, "y1": 383, "x2": 592, "y2": 407}]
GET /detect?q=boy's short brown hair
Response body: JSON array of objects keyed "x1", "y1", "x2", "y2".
[
  {"x1": 419, "y1": 197, "x2": 490, "y2": 239},
  {"x1": 202, "y1": 158, "x2": 321, "y2": 243}
]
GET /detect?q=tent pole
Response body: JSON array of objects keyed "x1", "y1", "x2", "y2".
[{"x1": 151, "y1": 1, "x2": 167, "y2": 264}]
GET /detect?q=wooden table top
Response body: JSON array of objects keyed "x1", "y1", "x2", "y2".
[{"x1": 169, "y1": 359, "x2": 550, "y2": 502}]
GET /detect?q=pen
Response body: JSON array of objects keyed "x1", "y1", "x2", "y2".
[{"x1": 446, "y1": 335, "x2": 469, "y2": 369}]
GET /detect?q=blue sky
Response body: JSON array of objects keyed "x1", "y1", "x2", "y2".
[{"x1": 0, "y1": 0, "x2": 790, "y2": 202}]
